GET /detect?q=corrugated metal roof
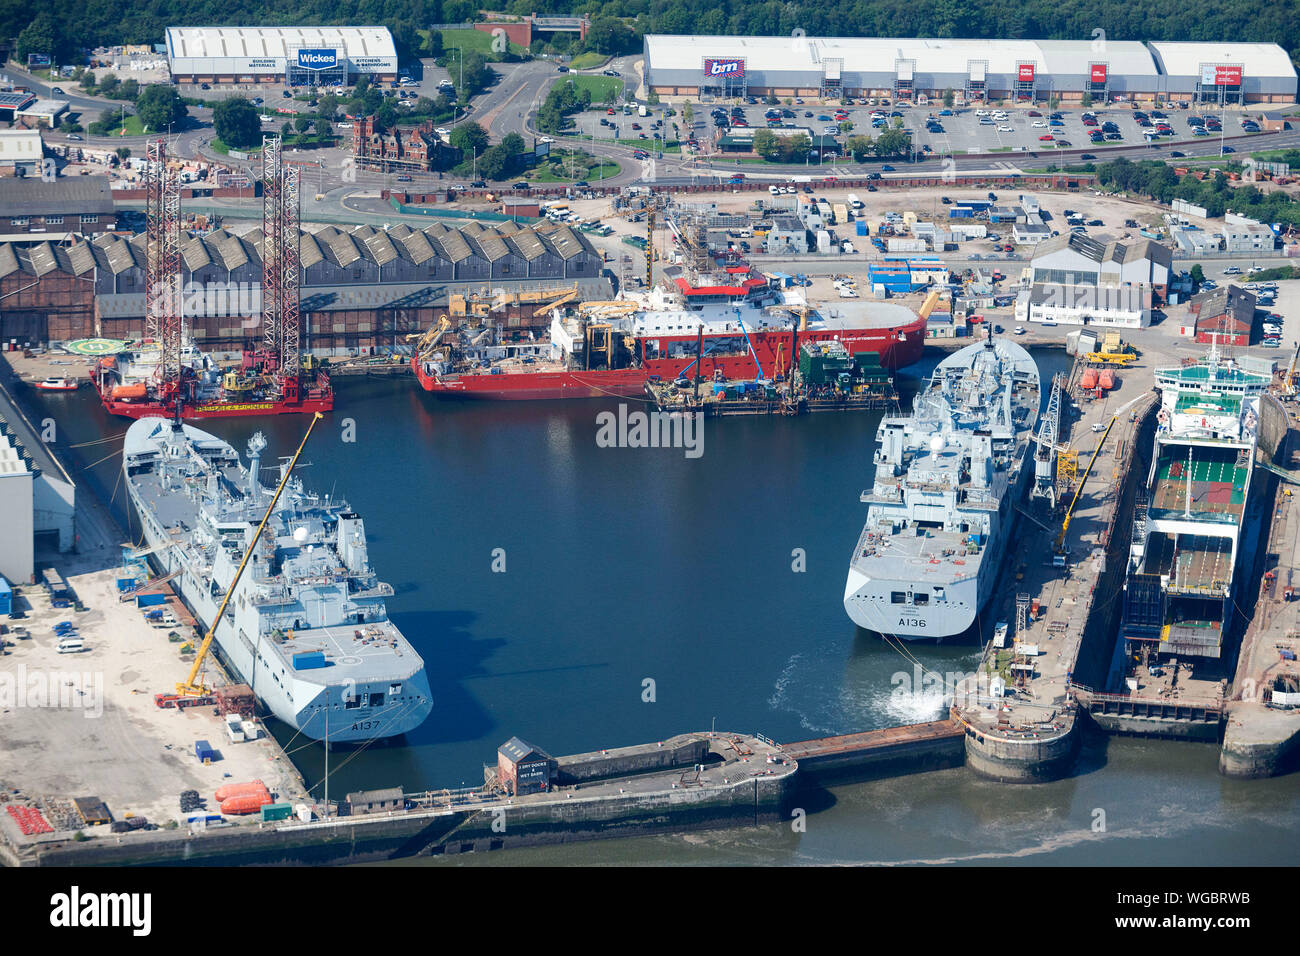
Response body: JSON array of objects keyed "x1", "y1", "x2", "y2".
[
  {"x1": 507, "y1": 229, "x2": 546, "y2": 261},
  {"x1": 428, "y1": 223, "x2": 472, "y2": 263},
  {"x1": 0, "y1": 243, "x2": 18, "y2": 279},
  {"x1": 1148, "y1": 42, "x2": 1297, "y2": 80},
  {"x1": 644, "y1": 34, "x2": 1162, "y2": 78},
  {"x1": 393, "y1": 228, "x2": 435, "y2": 265},
  {"x1": 166, "y1": 25, "x2": 396, "y2": 62},
  {"x1": 202, "y1": 230, "x2": 249, "y2": 272},
  {"x1": 180, "y1": 234, "x2": 211, "y2": 272},
  {"x1": 0, "y1": 175, "x2": 115, "y2": 216},
  {"x1": 353, "y1": 225, "x2": 398, "y2": 267}
]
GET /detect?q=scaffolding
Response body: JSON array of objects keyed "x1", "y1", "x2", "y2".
[
  {"x1": 260, "y1": 136, "x2": 303, "y2": 385},
  {"x1": 144, "y1": 139, "x2": 183, "y2": 395}
]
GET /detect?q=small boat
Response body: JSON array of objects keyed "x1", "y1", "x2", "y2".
[{"x1": 34, "y1": 378, "x2": 79, "y2": 391}]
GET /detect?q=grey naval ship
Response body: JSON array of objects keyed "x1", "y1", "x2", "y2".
[
  {"x1": 123, "y1": 417, "x2": 432, "y2": 742},
  {"x1": 844, "y1": 335, "x2": 1040, "y2": 639}
]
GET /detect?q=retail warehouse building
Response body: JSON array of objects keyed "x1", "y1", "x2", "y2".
[
  {"x1": 166, "y1": 26, "x2": 398, "y2": 87},
  {"x1": 642, "y1": 35, "x2": 1297, "y2": 105}
]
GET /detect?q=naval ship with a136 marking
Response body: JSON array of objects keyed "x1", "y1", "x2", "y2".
[
  {"x1": 844, "y1": 335, "x2": 1040, "y2": 639},
  {"x1": 123, "y1": 417, "x2": 432, "y2": 742}
]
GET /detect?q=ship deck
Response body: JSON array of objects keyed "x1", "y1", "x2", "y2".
[
  {"x1": 272, "y1": 619, "x2": 420, "y2": 684},
  {"x1": 851, "y1": 521, "x2": 983, "y2": 587},
  {"x1": 1143, "y1": 531, "x2": 1233, "y2": 594},
  {"x1": 1150, "y1": 446, "x2": 1248, "y2": 521}
]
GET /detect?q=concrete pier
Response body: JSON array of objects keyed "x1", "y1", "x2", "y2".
[
  {"x1": 952, "y1": 356, "x2": 1157, "y2": 782},
  {"x1": 1221, "y1": 419, "x2": 1300, "y2": 777},
  {"x1": 782, "y1": 720, "x2": 965, "y2": 778}
]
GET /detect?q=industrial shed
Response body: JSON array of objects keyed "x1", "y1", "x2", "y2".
[
  {"x1": 1148, "y1": 42, "x2": 1298, "y2": 104},
  {"x1": 643, "y1": 35, "x2": 1296, "y2": 104},
  {"x1": 166, "y1": 25, "x2": 397, "y2": 87}
]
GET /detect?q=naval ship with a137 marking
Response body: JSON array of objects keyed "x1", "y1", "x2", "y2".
[
  {"x1": 123, "y1": 417, "x2": 432, "y2": 742},
  {"x1": 844, "y1": 335, "x2": 1040, "y2": 639}
]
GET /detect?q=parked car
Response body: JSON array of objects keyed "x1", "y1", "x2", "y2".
[{"x1": 511, "y1": 181, "x2": 530, "y2": 190}]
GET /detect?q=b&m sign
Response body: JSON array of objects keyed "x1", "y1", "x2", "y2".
[{"x1": 704, "y1": 58, "x2": 745, "y2": 79}]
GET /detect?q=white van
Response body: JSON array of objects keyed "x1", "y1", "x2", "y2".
[{"x1": 57, "y1": 637, "x2": 84, "y2": 654}]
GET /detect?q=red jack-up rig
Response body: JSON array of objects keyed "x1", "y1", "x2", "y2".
[{"x1": 96, "y1": 136, "x2": 333, "y2": 419}]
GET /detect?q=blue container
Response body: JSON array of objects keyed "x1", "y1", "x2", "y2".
[
  {"x1": 0, "y1": 577, "x2": 10, "y2": 617},
  {"x1": 855, "y1": 221, "x2": 867, "y2": 236},
  {"x1": 292, "y1": 650, "x2": 327, "y2": 670},
  {"x1": 195, "y1": 740, "x2": 215, "y2": 762},
  {"x1": 136, "y1": 593, "x2": 167, "y2": 608}
]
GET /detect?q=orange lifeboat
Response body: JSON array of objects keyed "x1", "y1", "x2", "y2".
[
  {"x1": 110, "y1": 383, "x2": 148, "y2": 400},
  {"x1": 1080, "y1": 368, "x2": 1098, "y2": 390},
  {"x1": 220, "y1": 792, "x2": 274, "y2": 815},
  {"x1": 214, "y1": 780, "x2": 269, "y2": 803},
  {"x1": 1098, "y1": 369, "x2": 1116, "y2": 391}
]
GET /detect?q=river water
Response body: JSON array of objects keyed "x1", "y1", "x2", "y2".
[{"x1": 32, "y1": 345, "x2": 1300, "y2": 865}]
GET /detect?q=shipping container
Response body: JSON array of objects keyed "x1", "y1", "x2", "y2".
[
  {"x1": 948, "y1": 207, "x2": 975, "y2": 219},
  {"x1": 0, "y1": 577, "x2": 10, "y2": 616},
  {"x1": 135, "y1": 592, "x2": 167, "y2": 608},
  {"x1": 195, "y1": 739, "x2": 216, "y2": 763},
  {"x1": 292, "y1": 650, "x2": 327, "y2": 670},
  {"x1": 260, "y1": 802, "x2": 294, "y2": 822}
]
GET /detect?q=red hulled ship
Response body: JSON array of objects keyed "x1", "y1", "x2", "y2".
[{"x1": 412, "y1": 266, "x2": 926, "y2": 400}]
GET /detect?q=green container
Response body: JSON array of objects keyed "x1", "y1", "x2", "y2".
[{"x1": 260, "y1": 802, "x2": 293, "y2": 822}]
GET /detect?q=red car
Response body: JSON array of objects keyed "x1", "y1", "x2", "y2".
[
  {"x1": 1038, "y1": 134, "x2": 1054, "y2": 141},
  {"x1": 606, "y1": 108, "x2": 616, "y2": 115}
]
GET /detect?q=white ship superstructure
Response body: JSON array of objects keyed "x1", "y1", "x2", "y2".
[
  {"x1": 1120, "y1": 347, "x2": 1269, "y2": 660},
  {"x1": 844, "y1": 336, "x2": 1040, "y2": 638},
  {"x1": 123, "y1": 417, "x2": 432, "y2": 742}
]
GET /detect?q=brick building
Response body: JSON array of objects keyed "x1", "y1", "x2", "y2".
[
  {"x1": 3, "y1": 218, "x2": 606, "y2": 351},
  {"x1": 0, "y1": 176, "x2": 116, "y2": 237},
  {"x1": 352, "y1": 117, "x2": 445, "y2": 173}
]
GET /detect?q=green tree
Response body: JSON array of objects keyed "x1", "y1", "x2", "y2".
[
  {"x1": 115, "y1": 146, "x2": 130, "y2": 160},
  {"x1": 16, "y1": 12, "x2": 59, "y2": 64},
  {"x1": 784, "y1": 133, "x2": 813, "y2": 162},
  {"x1": 135, "y1": 85, "x2": 187, "y2": 132},
  {"x1": 683, "y1": 102, "x2": 693, "y2": 127},
  {"x1": 582, "y1": 16, "x2": 636, "y2": 55},
  {"x1": 376, "y1": 100, "x2": 399, "y2": 132},
  {"x1": 97, "y1": 74, "x2": 119, "y2": 96},
  {"x1": 213, "y1": 97, "x2": 262, "y2": 150},
  {"x1": 943, "y1": 89, "x2": 955, "y2": 109},
  {"x1": 117, "y1": 78, "x2": 140, "y2": 101},
  {"x1": 845, "y1": 134, "x2": 873, "y2": 161},
  {"x1": 765, "y1": 92, "x2": 779, "y2": 106},
  {"x1": 838, "y1": 120, "x2": 854, "y2": 134},
  {"x1": 450, "y1": 121, "x2": 489, "y2": 155},
  {"x1": 314, "y1": 119, "x2": 333, "y2": 140},
  {"x1": 423, "y1": 29, "x2": 444, "y2": 58},
  {"x1": 294, "y1": 115, "x2": 312, "y2": 133},
  {"x1": 752, "y1": 128, "x2": 779, "y2": 161},
  {"x1": 1081, "y1": 92, "x2": 1093, "y2": 108},
  {"x1": 1189, "y1": 263, "x2": 1205, "y2": 284},
  {"x1": 874, "y1": 127, "x2": 912, "y2": 157}
]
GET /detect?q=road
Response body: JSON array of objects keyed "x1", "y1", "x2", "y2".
[{"x1": 29, "y1": 55, "x2": 1300, "y2": 204}]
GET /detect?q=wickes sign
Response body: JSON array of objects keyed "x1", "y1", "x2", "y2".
[{"x1": 297, "y1": 48, "x2": 338, "y2": 70}]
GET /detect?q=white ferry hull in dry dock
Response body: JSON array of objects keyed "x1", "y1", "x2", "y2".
[{"x1": 844, "y1": 337, "x2": 1040, "y2": 640}]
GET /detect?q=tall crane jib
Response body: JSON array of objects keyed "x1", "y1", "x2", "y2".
[{"x1": 1032, "y1": 373, "x2": 1064, "y2": 508}]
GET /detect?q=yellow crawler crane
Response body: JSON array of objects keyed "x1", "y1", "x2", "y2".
[{"x1": 176, "y1": 413, "x2": 323, "y2": 697}]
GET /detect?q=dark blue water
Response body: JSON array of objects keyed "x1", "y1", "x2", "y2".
[{"x1": 31, "y1": 345, "x2": 1300, "y2": 865}]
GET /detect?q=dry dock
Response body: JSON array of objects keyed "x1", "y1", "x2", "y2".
[{"x1": 953, "y1": 354, "x2": 1158, "y2": 782}]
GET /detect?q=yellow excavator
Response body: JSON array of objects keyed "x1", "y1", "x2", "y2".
[{"x1": 406, "y1": 315, "x2": 453, "y2": 360}]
